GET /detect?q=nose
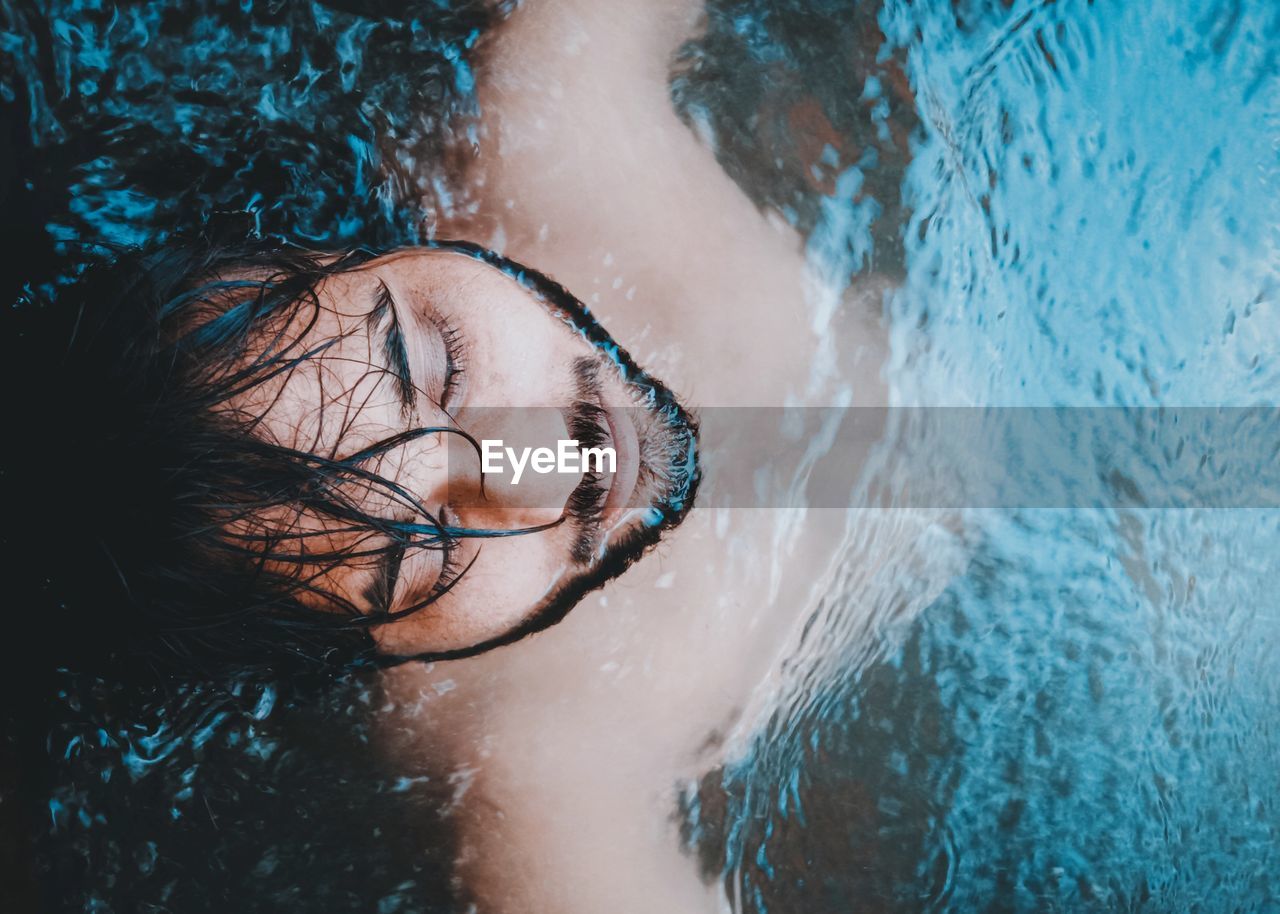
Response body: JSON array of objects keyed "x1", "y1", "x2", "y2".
[{"x1": 444, "y1": 406, "x2": 584, "y2": 530}]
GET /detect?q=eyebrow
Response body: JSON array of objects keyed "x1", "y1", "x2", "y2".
[
  {"x1": 367, "y1": 278, "x2": 417, "y2": 418},
  {"x1": 362, "y1": 278, "x2": 416, "y2": 614}
]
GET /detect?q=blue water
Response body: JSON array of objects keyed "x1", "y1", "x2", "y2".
[
  {"x1": 5, "y1": 0, "x2": 1279, "y2": 911},
  {"x1": 691, "y1": 1, "x2": 1280, "y2": 911}
]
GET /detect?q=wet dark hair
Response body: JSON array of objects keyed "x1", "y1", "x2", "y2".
[
  {"x1": 2, "y1": 228, "x2": 509, "y2": 680},
  {"x1": 2, "y1": 225, "x2": 699, "y2": 683}
]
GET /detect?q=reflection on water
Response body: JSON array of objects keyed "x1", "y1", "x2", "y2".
[
  {"x1": 690, "y1": 0, "x2": 1280, "y2": 910},
  {"x1": 4, "y1": 0, "x2": 1280, "y2": 910},
  {"x1": 691, "y1": 508, "x2": 1280, "y2": 911}
]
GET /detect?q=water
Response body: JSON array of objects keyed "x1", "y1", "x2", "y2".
[
  {"x1": 4, "y1": 0, "x2": 1279, "y2": 911},
  {"x1": 689, "y1": 1, "x2": 1280, "y2": 910}
]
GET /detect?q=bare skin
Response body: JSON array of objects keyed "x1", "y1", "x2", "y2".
[{"x1": 377, "y1": 1, "x2": 957, "y2": 910}]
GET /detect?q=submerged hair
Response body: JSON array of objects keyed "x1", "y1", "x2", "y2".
[
  {"x1": 2, "y1": 232, "x2": 511, "y2": 679},
  {"x1": 3, "y1": 227, "x2": 701, "y2": 681}
]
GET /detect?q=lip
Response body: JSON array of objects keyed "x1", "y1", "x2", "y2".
[{"x1": 600, "y1": 405, "x2": 639, "y2": 530}]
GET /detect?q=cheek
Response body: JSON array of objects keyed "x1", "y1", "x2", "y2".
[
  {"x1": 462, "y1": 295, "x2": 580, "y2": 408},
  {"x1": 371, "y1": 531, "x2": 567, "y2": 655}
]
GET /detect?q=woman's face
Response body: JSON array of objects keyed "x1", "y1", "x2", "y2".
[{"x1": 227, "y1": 247, "x2": 698, "y2": 657}]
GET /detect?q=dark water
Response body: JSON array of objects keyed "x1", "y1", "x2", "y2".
[
  {"x1": 25, "y1": 672, "x2": 465, "y2": 912},
  {"x1": 4, "y1": 0, "x2": 1279, "y2": 911},
  {"x1": 0, "y1": 0, "x2": 502, "y2": 302}
]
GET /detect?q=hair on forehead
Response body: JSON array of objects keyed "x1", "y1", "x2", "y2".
[{"x1": 2, "y1": 233, "x2": 531, "y2": 681}]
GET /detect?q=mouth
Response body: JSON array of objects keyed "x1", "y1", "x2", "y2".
[
  {"x1": 562, "y1": 364, "x2": 642, "y2": 562},
  {"x1": 561, "y1": 355, "x2": 697, "y2": 567},
  {"x1": 600, "y1": 404, "x2": 640, "y2": 529}
]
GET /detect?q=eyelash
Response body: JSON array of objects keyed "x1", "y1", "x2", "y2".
[
  {"x1": 433, "y1": 316, "x2": 467, "y2": 410},
  {"x1": 433, "y1": 505, "x2": 463, "y2": 597}
]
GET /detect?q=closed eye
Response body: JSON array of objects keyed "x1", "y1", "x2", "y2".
[
  {"x1": 431, "y1": 314, "x2": 468, "y2": 412},
  {"x1": 390, "y1": 505, "x2": 475, "y2": 617}
]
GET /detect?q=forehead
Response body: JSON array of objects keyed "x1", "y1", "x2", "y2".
[
  {"x1": 212, "y1": 265, "x2": 427, "y2": 612},
  {"x1": 225, "y1": 266, "x2": 408, "y2": 460}
]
